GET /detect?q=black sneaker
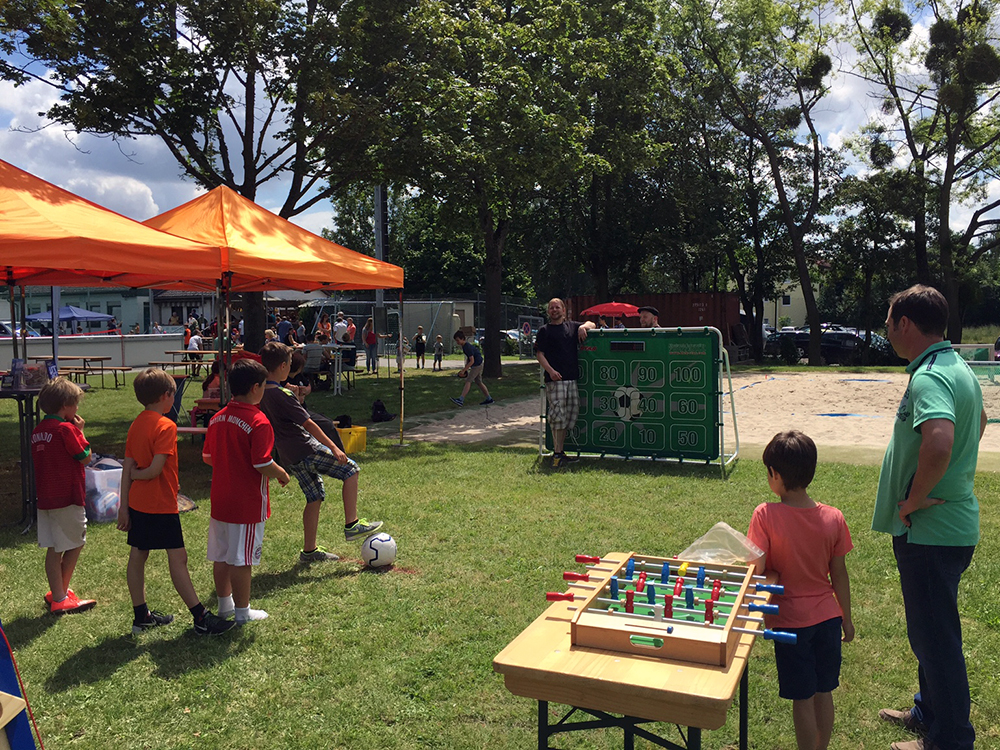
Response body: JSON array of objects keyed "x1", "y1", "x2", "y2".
[
  {"x1": 132, "y1": 610, "x2": 174, "y2": 635},
  {"x1": 194, "y1": 611, "x2": 237, "y2": 636},
  {"x1": 480, "y1": 397, "x2": 495, "y2": 406}
]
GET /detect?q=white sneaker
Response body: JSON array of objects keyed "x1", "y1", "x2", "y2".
[{"x1": 236, "y1": 608, "x2": 269, "y2": 624}]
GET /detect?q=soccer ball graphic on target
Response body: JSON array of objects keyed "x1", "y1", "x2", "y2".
[
  {"x1": 360, "y1": 533, "x2": 397, "y2": 568},
  {"x1": 613, "y1": 386, "x2": 643, "y2": 421}
]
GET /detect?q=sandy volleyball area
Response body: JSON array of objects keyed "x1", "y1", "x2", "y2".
[{"x1": 394, "y1": 370, "x2": 1000, "y2": 467}]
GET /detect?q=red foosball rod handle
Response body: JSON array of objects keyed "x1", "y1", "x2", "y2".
[
  {"x1": 575, "y1": 554, "x2": 603, "y2": 564},
  {"x1": 563, "y1": 571, "x2": 592, "y2": 582},
  {"x1": 546, "y1": 592, "x2": 580, "y2": 601}
]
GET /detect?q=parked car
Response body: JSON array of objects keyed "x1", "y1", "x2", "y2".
[
  {"x1": 765, "y1": 329, "x2": 902, "y2": 365},
  {"x1": 0, "y1": 321, "x2": 41, "y2": 338}
]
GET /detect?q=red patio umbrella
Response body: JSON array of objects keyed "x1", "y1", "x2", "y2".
[{"x1": 579, "y1": 302, "x2": 640, "y2": 317}]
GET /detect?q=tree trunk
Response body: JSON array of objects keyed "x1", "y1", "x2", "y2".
[
  {"x1": 913, "y1": 160, "x2": 931, "y2": 285},
  {"x1": 791, "y1": 232, "x2": 822, "y2": 364},
  {"x1": 477, "y1": 191, "x2": 508, "y2": 379},
  {"x1": 243, "y1": 291, "x2": 266, "y2": 353},
  {"x1": 939, "y1": 152, "x2": 962, "y2": 343}
]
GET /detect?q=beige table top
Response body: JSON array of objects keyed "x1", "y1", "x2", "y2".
[
  {"x1": 493, "y1": 552, "x2": 765, "y2": 730},
  {"x1": 29, "y1": 355, "x2": 110, "y2": 362}
]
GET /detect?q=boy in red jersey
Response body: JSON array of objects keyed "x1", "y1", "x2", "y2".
[
  {"x1": 747, "y1": 430, "x2": 854, "y2": 750},
  {"x1": 203, "y1": 359, "x2": 289, "y2": 625},
  {"x1": 32, "y1": 378, "x2": 97, "y2": 614},
  {"x1": 118, "y1": 368, "x2": 234, "y2": 636}
]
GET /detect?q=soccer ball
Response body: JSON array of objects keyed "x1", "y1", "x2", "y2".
[
  {"x1": 360, "y1": 533, "x2": 397, "y2": 568},
  {"x1": 613, "y1": 386, "x2": 642, "y2": 421}
]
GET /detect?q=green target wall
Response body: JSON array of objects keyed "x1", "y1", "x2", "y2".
[{"x1": 544, "y1": 327, "x2": 723, "y2": 460}]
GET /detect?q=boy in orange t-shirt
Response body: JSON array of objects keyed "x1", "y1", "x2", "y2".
[
  {"x1": 747, "y1": 430, "x2": 854, "y2": 750},
  {"x1": 118, "y1": 368, "x2": 233, "y2": 636}
]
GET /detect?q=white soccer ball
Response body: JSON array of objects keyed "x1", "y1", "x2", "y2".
[{"x1": 360, "y1": 533, "x2": 397, "y2": 568}]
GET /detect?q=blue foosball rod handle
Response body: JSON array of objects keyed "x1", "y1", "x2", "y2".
[
  {"x1": 747, "y1": 602, "x2": 779, "y2": 615},
  {"x1": 754, "y1": 583, "x2": 785, "y2": 595},
  {"x1": 764, "y1": 629, "x2": 797, "y2": 644},
  {"x1": 732, "y1": 627, "x2": 797, "y2": 644}
]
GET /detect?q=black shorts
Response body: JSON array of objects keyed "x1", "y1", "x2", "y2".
[
  {"x1": 773, "y1": 616, "x2": 842, "y2": 700},
  {"x1": 414, "y1": 343, "x2": 426, "y2": 356},
  {"x1": 127, "y1": 508, "x2": 185, "y2": 550}
]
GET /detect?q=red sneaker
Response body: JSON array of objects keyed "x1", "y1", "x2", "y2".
[
  {"x1": 50, "y1": 592, "x2": 96, "y2": 615},
  {"x1": 44, "y1": 588, "x2": 75, "y2": 605}
]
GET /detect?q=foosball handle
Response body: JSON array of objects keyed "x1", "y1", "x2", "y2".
[
  {"x1": 764, "y1": 629, "x2": 797, "y2": 644},
  {"x1": 546, "y1": 592, "x2": 575, "y2": 601},
  {"x1": 755, "y1": 583, "x2": 785, "y2": 595},
  {"x1": 576, "y1": 554, "x2": 601, "y2": 564},
  {"x1": 748, "y1": 602, "x2": 779, "y2": 615},
  {"x1": 563, "y1": 571, "x2": 591, "y2": 581}
]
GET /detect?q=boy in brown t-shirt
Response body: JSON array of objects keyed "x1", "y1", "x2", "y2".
[{"x1": 118, "y1": 368, "x2": 233, "y2": 636}]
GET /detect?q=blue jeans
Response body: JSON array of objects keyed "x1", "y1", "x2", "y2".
[
  {"x1": 893, "y1": 534, "x2": 976, "y2": 750},
  {"x1": 365, "y1": 342, "x2": 379, "y2": 372}
]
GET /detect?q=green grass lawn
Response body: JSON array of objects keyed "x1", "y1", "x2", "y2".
[{"x1": 1, "y1": 368, "x2": 998, "y2": 749}]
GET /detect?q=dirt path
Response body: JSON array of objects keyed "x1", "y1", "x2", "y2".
[{"x1": 385, "y1": 370, "x2": 1000, "y2": 467}]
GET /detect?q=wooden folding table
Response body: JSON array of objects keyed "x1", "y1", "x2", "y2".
[{"x1": 493, "y1": 552, "x2": 767, "y2": 750}]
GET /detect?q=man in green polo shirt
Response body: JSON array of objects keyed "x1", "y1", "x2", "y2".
[{"x1": 874, "y1": 285, "x2": 986, "y2": 750}]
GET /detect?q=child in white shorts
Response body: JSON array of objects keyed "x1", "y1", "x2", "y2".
[
  {"x1": 203, "y1": 359, "x2": 289, "y2": 625},
  {"x1": 32, "y1": 378, "x2": 97, "y2": 614}
]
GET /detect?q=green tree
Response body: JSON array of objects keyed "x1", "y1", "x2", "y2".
[
  {"x1": 671, "y1": 0, "x2": 843, "y2": 363},
  {"x1": 405, "y1": 0, "x2": 669, "y2": 376},
  {"x1": 826, "y1": 172, "x2": 910, "y2": 358},
  {"x1": 846, "y1": 0, "x2": 1000, "y2": 340}
]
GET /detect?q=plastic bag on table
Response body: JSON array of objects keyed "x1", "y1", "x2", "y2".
[
  {"x1": 677, "y1": 522, "x2": 764, "y2": 569},
  {"x1": 84, "y1": 457, "x2": 122, "y2": 523}
]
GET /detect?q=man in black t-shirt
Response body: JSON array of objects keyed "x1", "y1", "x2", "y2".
[{"x1": 534, "y1": 298, "x2": 596, "y2": 467}]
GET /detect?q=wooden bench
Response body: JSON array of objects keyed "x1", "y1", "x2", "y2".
[
  {"x1": 176, "y1": 426, "x2": 208, "y2": 443},
  {"x1": 58, "y1": 367, "x2": 90, "y2": 384},
  {"x1": 105, "y1": 366, "x2": 131, "y2": 389},
  {"x1": 148, "y1": 361, "x2": 199, "y2": 376}
]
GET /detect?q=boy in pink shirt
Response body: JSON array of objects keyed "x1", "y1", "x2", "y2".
[{"x1": 747, "y1": 430, "x2": 854, "y2": 750}]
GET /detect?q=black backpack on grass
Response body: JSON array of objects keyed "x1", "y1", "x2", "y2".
[{"x1": 371, "y1": 399, "x2": 396, "y2": 422}]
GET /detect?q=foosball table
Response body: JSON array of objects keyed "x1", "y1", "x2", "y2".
[{"x1": 493, "y1": 552, "x2": 792, "y2": 750}]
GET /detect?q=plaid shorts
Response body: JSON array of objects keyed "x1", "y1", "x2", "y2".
[
  {"x1": 288, "y1": 445, "x2": 360, "y2": 504},
  {"x1": 545, "y1": 379, "x2": 580, "y2": 430}
]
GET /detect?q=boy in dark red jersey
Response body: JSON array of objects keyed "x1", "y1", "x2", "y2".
[
  {"x1": 203, "y1": 359, "x2": 290, "y2": 625},
  {"x1": 32, "y1": 378, "x2": 97, "y2": 614}
]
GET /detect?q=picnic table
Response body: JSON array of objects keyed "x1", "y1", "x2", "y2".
[
  {"x1": 148, "y1": 360, "x2": 202, "y2": 377},
  {"x1": 29, "y1": 355, "x2": 116, "y2": 388}
]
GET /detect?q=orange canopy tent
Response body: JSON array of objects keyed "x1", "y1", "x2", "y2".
[
  {"x1": 143, "y1": 186, "x2": 403, "y2": 292},
  {"x1": 0, "y1": 159, "x2": 221, "y2": 289}
]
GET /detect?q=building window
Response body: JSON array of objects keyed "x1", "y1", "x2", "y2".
[{"x1": 781, "y1": 295, "x2": 791, "y2": 306}]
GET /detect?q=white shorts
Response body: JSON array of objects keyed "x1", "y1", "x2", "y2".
[
  {"x1": 207, "y1": 518, "x2": 265, "y2": 567},
  {"x1": 37, "y1": 505, "x2": 87, "y2": 553}
]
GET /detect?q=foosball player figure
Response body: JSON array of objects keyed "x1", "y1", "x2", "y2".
[{"x1": 747, "y1": 430, "x2": 854, "y2": 750}]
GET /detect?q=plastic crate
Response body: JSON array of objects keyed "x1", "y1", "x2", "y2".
[{"x1": 337, "y1": 426, "x2": 367, "y2": 453}]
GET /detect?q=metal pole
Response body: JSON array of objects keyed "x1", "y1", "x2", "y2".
[
  {"x1": 8, "y1": 271, "x2": 19, "y2": 361},
  {"x1": 398, "y1": 289, "x2": 404, "y2": 445},
  {"x1": 51, "y1": 286, "x2": 60, "y2": 361}
]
